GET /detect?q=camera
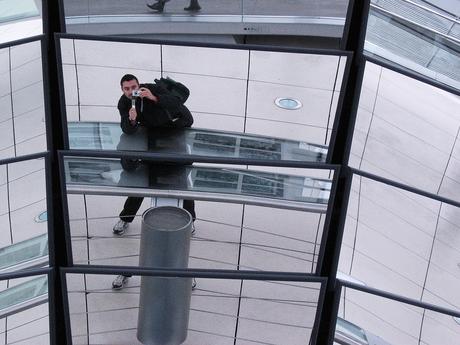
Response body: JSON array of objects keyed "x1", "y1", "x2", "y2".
[{"x1": 132, "y1": 90, "x2": 141, "y2": 97}]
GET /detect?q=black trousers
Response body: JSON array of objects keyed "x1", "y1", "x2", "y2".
[{"x1": 119, "y1": 197, "x2": 196, "y2": 223}]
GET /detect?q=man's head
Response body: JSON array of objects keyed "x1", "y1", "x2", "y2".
[{"x1": 120, "y1": 74, "x2": 139, "y2": 99}]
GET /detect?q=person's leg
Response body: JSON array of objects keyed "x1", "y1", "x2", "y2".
[
  {"x1": 182, "y1": 199, "x2": 196, "y2": 221},
  {"x1": 113, "y1": 197, "x2": 144, "y2": 235},
  {"x1": 119, "y1": 197, "x2": 144, "y2": 222},
  {"x1": 184, "y1": 0, "x2": 201, "y2": 11},
  {"x1": 183, "y1": 199, "x2": 196, "y2": 234}
]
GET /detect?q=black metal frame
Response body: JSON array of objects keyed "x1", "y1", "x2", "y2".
[
  {"x1": 351, "y1": 167, "x2": 460, "y2": 209},
  {"x1": 57, "y1": 149, "x2": 340, "y2": 267},
  {"x1": 53, "y1": 32, "x2": 353, "y2": 153},
  {"x1": 317, "y1": 0, "x2": 372, "y2": 344},
  {"x1": 53, "y1": 37, "x2": 70, "y2": 149},
  {"x1": 55, "y1": 32, "x2": 354, "y2": 56},
  {"x1": 58, "y1": 149, "x2": 341, "y2": 169},
  {"x1": 0, "y1": 267, "x2": 51, "y2": 281},
  {"x1": 330, "y1": 280, "x2": 460, "y2": 345},
  {"x1": 56, "y1": 151, "x2": 74, "y2": 267},
  {"x1": 315, "y1": 165, "x2": 342, "y2": 275},
  {"x1": 63, "y1": 265, "x2": 327, "y2": 281},
  {"x1": 319, "y1": 0, "x2": 460, "y2": 343},
  {"x1": 0, "y1": 268, "x2": 53, "y2": 341},
  {"x1": 0, "y1": 35, "x2": 44, "y2": 51},
  {"x1": 364, "y1": 54, "x2": 460, "y2": 96},
  {"x1": 3, "y1": 0, "x2": 460, "y2": 344},
  {"x1": 43, "y1": 0, "x2": 68, "y2": 343},
  {"x1": 0, "y1": 151, "x2": 48, "y2": 166},
  {"x1": 60, "y1": 266, "x2": 328, "y2": 344},
  {"x1": 338, "y1": 280, "x2": 460, "y2": 319}
]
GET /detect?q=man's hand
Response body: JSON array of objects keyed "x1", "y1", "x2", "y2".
[
  {"x1": 139, "y1": 87, "x2": 158, "y2": 102},
  {"x1": 129, "y1": 107, "x2": 137, "y2": 123}
]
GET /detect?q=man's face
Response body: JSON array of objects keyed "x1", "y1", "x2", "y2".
[{"x1": 121, "y1": 79, "x2": 139, "y2": 99}]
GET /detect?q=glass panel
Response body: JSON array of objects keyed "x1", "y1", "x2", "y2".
[
  {"x1": 366, "y1": 0, "x2": 460, "y2": 90},
  {"x1": 0, "y1": 234, "x2": 48, "y2": 273},
  {"x1": 66, "y1": 273, "x2": 322, "y2": 345},
  {"x1": 68, "y1": 193, "x2": 326, "y2": 272},
  {"x1": 0, "y1": 0, "x2": 39, "y2": 23},
  {"x1": 338, "y1": 286, "x2": 460, "y2": 345},
  {"x1": 62, "y1": 0, "x2": 347, "y2": 39},
  {"x1": 0, "y1": 275, "x2": 49, "y2": 344},
  {"x1": 338, "y1": 174, "x2": 460, "y2": 312},
  {"x1": 349, "y1": 61, "x2": 460, "y2": 203},
  {"x1": 0, "y1": 0, "x2": 42, "y2": 44},
  {"x1": 0, "y1": 40, "x2": 46, "y2": 160},
  {"x1": 68, "y1": 122, "x2": 328, "y2": 163},
  {"x1": 63, "y1": 157, "x2": 332, "y2": 208},
  {"x1": 335, "y1": 317, "x2": 369, "y2": 345},
  {"x1": 59, "y1": 38, "x2": 347, "y2": 152},
  {"x1": 0, "y1": 275, "x2": 47, "y2": 315},
  {"x1": 0, "y1": 157, "x2": 48, "y2": 274}
]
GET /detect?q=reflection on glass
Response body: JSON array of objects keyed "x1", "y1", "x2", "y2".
[
  {"x1": 64, "y1": 157, "x2": 331, "y2": 210},
  {"x1": 335, "y1": 317, "x2": 369, "y2": 345},
  {"x1": 337, "y1": 286, "x2": 460, "y2": 345},
  {"x1": 1, "y1": 158, "x2": 47, "y2": 254},
  {"x1": 66, "y1": 273, "x2": 322, "y2": 345},
  {"x1": 0, "y1": 275, "x2": 47, "y2": 318},
  {"x1": 366, "y1": 0, "x2": 460, "y2": 89},
  {"x1": 68, "y1": 122, "x2": 328, "y2": 162},
  {"x1": 349, "y1": 61, "x2": 460, "y2": 201},
  {"x1": 0, "y1": 40, "x2": 46, "y2": 159},
  {"x1": 0, "y1": 234, "x2": 48, "y2": 273},
  {"x1": 62, "y1": 0, "x2": 346, "y2": 37},
  {"x1": 61, "y1": 39, "x2": 345, "y2": 150},
  {"x1": 0, "y1": 0, "x2": 42, "y2": 44},
  {"x1": 1, "y1": 0, "x2": 39, "y2": 22}
]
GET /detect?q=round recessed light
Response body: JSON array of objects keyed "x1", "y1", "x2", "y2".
[
  {"x1": 275, "y1": 97, "x2": 302, "y2": 110},
  {"x1": 34, "y1": 211, "x2": 47, "y2": 223}
]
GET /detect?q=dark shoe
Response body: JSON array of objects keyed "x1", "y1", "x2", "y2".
[
  {"x1": 184, "y1": 2, "x2": 201, "y2": 11},
  {"x1": 112, "y1": 219, "x2": 129, "y2": 236},
  {"x1": 112, "y1": 275, "x2": 129, "y2": 290},
  {"x1": 147, "y1": 1, "x2": 166, "y2": 12}
]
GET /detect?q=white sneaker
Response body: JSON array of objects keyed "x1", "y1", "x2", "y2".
[
  {"x1": 113, "y1": 219, "x2": 129, "y2": 235},
  {"x1": 112, "y1": 275, "x2": 129, "y2": 290}
]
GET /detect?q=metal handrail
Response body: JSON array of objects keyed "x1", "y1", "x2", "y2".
[
  {"x1": 394, "y1": 0, "x2": 460, "y2": 24},
  {"x1": 370, "y1": 3, "x2": 460, "y2": 45},
  {"x1": 66, "y1": 184, "x2": 329, "y2": 213}
]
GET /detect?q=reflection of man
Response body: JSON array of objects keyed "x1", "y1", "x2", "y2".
[
  {"x1": 147, "y1": 0, "x2": 201, "y2": 12},
  {"x1": 112, "y1": 74, "x2": 196, "y2": 289}
]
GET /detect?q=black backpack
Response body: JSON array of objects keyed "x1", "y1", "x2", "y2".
[{"x1": 154, "y1": 77, "x2": 190, "y2": 103}]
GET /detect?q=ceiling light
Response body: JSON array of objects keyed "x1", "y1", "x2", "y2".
[{"x1": 274, "y1": 97, "x2": 302, "y2": 110}]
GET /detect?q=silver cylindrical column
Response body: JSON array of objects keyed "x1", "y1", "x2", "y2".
[{"x1": 137, "y1": 206, "x2": 193, "y2": 345}]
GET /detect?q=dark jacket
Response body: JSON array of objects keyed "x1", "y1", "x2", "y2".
[{"x1": 118, "y1": 83, "x2": 193, "y2": 134}]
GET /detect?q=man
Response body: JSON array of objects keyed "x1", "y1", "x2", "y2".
[
  {"x1": 147, "y1": 0, "x2": 201, "y2": 13},
  {"x1": 112, "y1": 74, "x2": 196, "y2": 289}
]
